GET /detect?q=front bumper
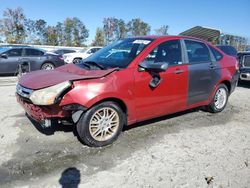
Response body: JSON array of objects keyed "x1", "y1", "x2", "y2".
[
  {"x1": 240, "y1": 73, "x2": 250, "y2": 81},
  {"x1": 16, "y1": 94, "x2": 69, "y2": 122}
]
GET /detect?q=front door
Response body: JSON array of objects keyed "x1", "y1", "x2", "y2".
[
  {"x1": 134, "y1": 39, "x2": 189, "y2": 121},
  {"x1": 0, "y1": 48, "x2": 23, "y2": 74}
]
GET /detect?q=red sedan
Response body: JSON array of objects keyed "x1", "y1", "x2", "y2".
[{"x1": 16, "y1": 36, "x2": 239, "y2": 147}]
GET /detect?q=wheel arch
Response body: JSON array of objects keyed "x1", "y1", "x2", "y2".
[
  {"x1": 220, "y1": 80, "x2": 231, "y2": 93},
  {"x1": 89, "y1": 97, "x2": 127, "y2": 114}
]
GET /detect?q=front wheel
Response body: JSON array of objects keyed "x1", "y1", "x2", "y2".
[
  {"x1": 76, "y1": 102, "x2": 125, "y2": 147},
  {"x1": 207, "y1": 84, "x2": 229, "y2": 113}
]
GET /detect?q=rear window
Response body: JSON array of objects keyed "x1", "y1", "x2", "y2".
[
  {"x1": 210, "y1": 46, "x2": 223, "y2": 61},
  {"x1": 217, "y1": 46, "x2": 237, "y2": 57},
  {"x1": 25, "y1": 49, "x2": 44, "y2": 56},
  {"x1": 185, "y1": 40, "x2": 211, "y2": 63}
]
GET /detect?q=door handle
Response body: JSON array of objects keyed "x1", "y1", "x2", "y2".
[
  {"x1": 174, "y1": 69, "x2": 185, "y2": 74},
  {"x1": 210, "y1": 64, "x2": 217, "y2": 69}
]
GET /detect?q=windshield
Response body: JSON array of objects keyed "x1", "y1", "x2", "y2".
[
  {"x1": 0, "y1": 47, "x2": 9, "y2": 54},
  {"x1": 77, "y1": 38, "x2": 153, "y2": 69},
  {"x1": 79, "y1": 48, "x2": 87, "y2": 53}
]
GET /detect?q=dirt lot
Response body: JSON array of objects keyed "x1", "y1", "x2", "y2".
[{"x1": 0, "y1": 76, "x2": 249, "y2": 188}]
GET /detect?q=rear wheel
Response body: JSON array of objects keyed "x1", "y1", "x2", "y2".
[
  {"x1": 207, "y1": 84, "x2": 229, "y2": 113},
  {"x1": 76, "y1": 102, "x2": 125, "y2": 147},
  {"x1": 73, "y1": 58, "x2": 82, "y2": 64},
  {"x1": 41, "y1": 62, "x2": 55, "y2": 70}
]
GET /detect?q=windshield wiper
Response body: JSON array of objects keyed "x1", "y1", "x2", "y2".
[
  {"x1": 84, "y1": 61, "x2": 105, "y2": 70},
  {"x1": 80, "y1": 62, "x2": 91, "y2": 70}
]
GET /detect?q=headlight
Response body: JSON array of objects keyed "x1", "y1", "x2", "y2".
[{"x1": 30, "y1": 81, "x2": 71, "y2": 105}]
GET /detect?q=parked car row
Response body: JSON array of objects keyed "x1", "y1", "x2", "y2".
[
  {"x1": 0, "y1": 46, "x2": 102, "y2": 75},
  {"x1": 0, "y1": 46, "x2": 65, "y2": 75},
  {"x1": 63, "y1": 47, "x2": 102, "y2": 64}
]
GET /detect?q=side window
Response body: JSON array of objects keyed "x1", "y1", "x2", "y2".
[
  {"x1": 185, "y1": 40, "x2": 211, "y2": 63},
  {"x1": 6, "y1": 49, "x2": 22, "y2": 57},
  {"x1": 210, "y1": 46, "x2": 223, "y2": 61},
  {"x1": 25, "y1": 49, "x2": 44, "y2": 56},
  {"x1": 243, "y1": 55, "x2": 250, "y2": 67},
  {"x1": 90, "y1": 48, "x2": 100, "y2": 53},
  {"x1": 145, "y1": 40, "x2": 183, "y2": 66}
]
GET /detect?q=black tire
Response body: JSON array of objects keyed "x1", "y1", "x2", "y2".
[
  {"x1": 73, "y1": 58, "x2": 82, "y2": 64},
  {"x1": 76, "y1": 101, "x2": 125, "y2": 147},
  {"x1": 207, "y1": 84, "x2": 229, "y2": 113},
  {"x1": 41, "y1": 62, "x2": 55, "y2": 70}
]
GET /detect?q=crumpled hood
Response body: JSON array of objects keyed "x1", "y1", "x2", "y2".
[{"x1": 19, "y1": 64, "x2": 117, "y2": 90}]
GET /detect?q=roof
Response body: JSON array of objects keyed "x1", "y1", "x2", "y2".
[{"x1": 179, "y1": 26, "x2": 221, "y2": 40}]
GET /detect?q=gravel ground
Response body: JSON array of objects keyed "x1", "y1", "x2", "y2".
[{"x1": 0, "y1": 76, "x2": 249, "y2": 188}]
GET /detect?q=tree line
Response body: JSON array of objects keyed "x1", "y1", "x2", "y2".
[{"x1": 0, "y1": 7, "x2": 168, "y2": 47}]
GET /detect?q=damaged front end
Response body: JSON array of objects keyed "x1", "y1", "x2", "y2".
[{"x1": 16, "y1": 82, "x2": 86, "y2": 127}]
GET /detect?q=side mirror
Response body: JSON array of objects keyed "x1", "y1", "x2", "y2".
[
  {"x1": 0, "y1": 54, "x2": 8, "y2": 59},
  {"x1": 138, "y1": 61, "x2": 168, "y2": 72}
]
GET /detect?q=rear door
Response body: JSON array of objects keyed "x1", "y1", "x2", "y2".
[
  {"x1": 184, "y1": 40, "x2": 221, "y2": 105},
  {"x1": 0, "y1": 48, "x2": 23, "y2": 74},
  {"x1": 22, "y1": 48, "x2": 45, "y2": 70}
]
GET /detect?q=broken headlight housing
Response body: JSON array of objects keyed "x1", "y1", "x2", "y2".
[{"x1": 30, "y1": 81, "x2": 71, "y2": 105}]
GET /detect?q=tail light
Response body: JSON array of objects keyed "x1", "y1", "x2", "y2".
[
  {"x1": 58, "y1": 55, "x2": 64, "y2": 61},
  {"x1": 235, "y1": 58, "x2": 239, "y2": 71}
]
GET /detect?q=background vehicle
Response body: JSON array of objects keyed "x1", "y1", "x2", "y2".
[
  {"x1": 216, "y1": 45, "x2": 237, "y2": 57},
  {"x1": 63, "y1": 46, "x2": 102, "y2": 64},
  {"x1": 0, "y1": 47, "x2": 65, "y2": 75},
  {"x1": 16, "y1": 36, "x2": 238, "y2": 147},
  {"x1": 238, "y1": 51, "x2": 250, "y2": 81},
  {"x1": 51, "y1": 49, "x2": 76, "y2": 55}
]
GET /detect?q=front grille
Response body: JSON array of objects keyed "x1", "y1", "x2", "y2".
[
  {"x1": 243, "y1": 55, "x2": 250, "y2": 67},
  {"x1": 16, "y1": 84, "x2": 33, "y2": 99}
]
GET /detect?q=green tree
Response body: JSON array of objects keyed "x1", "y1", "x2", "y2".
[
  {"x1": 126, "y1": 18, "x2": 151, "y2": 36},
  {"x1": 24, "y1": 18, "x2": 35, "y2": 43},
  {"x1": 56, "y1": 22, "x2": 64, "y2": 46},
  {"x1": 117, "y1": 19, "x2": 126, "y2": 39},
  {"x1": 72, "y1": 17, "x2": 89, "y2": 46},
  {"x1": 64, "y1": 18, "x2": 74, "y2": 46},
  {"x1": 44, "y1": 26, "x2": 58, "y2": 45},
  {"x1": 103, "y1": 17, "x2": 127, "y2": 44},
  {"x1": 25, "y1": 19, "x2": 47, "y2": 44},
  {"x1": 0, "y1": 7, "x2": 26, "y2": 43},
  {"x1": 34, "y1": 19, "x2": 47, "y2": 44},
  {"x1": 155, "y1": 25, "x2": 169, "y2": 35},
  {"x1": 63, "y1": 17, "x2": 88, "y2": 46},
  {"x1": 92, "y1": 27, "x2": 105, "y2": 46}
]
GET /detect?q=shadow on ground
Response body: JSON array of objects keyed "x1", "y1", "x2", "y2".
[
  {"x1": 0, "y1": 103, "x2": 240, "y2": 187},
  {"x1": 59, "y1": 167, "x2": 81, "y2": 188},
  {"x1": 238, "y1": 81, "x2": 250, "y2": 89}
]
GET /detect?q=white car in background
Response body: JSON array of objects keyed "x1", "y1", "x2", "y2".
[{"x1": 63, "y1": 46, "x2": 102, "y2": 63}]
